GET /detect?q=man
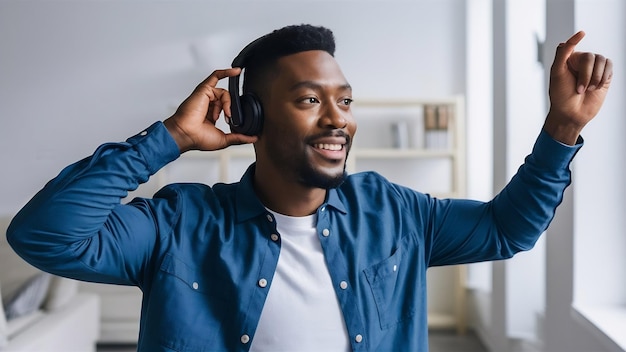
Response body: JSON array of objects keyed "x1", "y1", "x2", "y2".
[{"x1": 7, "y1": 24, "x2": 612, "y2": 351}]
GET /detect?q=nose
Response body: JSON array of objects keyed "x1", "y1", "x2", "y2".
[{"x1": 320, "y1": 103, "x2": 349, "y2": 129}]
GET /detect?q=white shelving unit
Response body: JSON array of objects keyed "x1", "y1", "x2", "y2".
[
  {"x1": 89, "y1": 96, "x2": 467, "y2": 343},
  {"x1": 348, "y1": 96, "x2": 466, "y2": 199}
]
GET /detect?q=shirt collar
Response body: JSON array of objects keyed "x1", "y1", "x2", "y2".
[
  {"x1": 235, "y1": 164, "x2": 267, "y2": 223},
  {"x1": 325, "y1": 188, "x2": 347, "y2": 214},
  {"x1": 234, "y1": 163, "x2": 348, "y2": 223}
]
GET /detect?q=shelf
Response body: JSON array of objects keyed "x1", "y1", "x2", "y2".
[
  {"x1": 181, "y1": 145, "x2": 255, "y2": 159},
  {"x1": 351, "y1": 148, "x2": 455, "y2": 158},
  {"x1": 428, "y1": 313, "x2": 459, "y2": 330},
  {"x1": 180, "y1": 147, "x2": 454, "y2": 160}
]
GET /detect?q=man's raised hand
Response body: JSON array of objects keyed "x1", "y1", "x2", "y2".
[
  {"x1": 545, "y1": 31, "x2": 613, "y2": 145},
  {"x1": 164, "y1": 68, "x2": 258, "y2": 153}
]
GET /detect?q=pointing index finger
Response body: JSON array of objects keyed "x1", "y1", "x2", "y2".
[
  {"x1": 552, "y1": 30, "x2": 586, "y2": 71},
  {"x1": 203, "y1": 67, "x2": 242, "y2": 88},
  {"x1": 564, "y1": 30, "x2": 585, "y2": 46}
]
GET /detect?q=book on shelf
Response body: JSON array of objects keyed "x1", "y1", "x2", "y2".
[{"x1": 424, "y1": 104, "x2": 452, "y2": 150}]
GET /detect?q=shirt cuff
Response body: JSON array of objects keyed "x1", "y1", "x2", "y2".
[
  {"x1": 126, "y1": 121, "x2": 180, "y2": 174},
  {"x1": 533, "y1": 128, "x2": 584, "y2": 169}
]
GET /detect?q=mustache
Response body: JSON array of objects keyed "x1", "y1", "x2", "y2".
[{"x1": 305, "y1": 129, "x2": 352, "y2": 145}]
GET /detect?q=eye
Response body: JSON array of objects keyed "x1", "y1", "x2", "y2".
[
  {"x1": 341, "y1": 98, "x2": 353, "y2": 106},
  {"x1": 300, "y1": 97, "x2": 320, "y2": 104}
]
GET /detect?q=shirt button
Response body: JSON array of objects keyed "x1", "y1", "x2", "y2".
[
  {"x1": 322, "y1": 228, "x2": 330, "y2": 237},
  {"x1": 266, "y1": 214, "x2": 273, "y2": 222},
  {"x1": 355, "y1": 334, "x2": 363, "y2": 343},
  {"x1": 139, "y1": 130, "x2": 148, "y2": 136},
  {"x1": 258, "y1": 278, "x2": 268, "y2": 288},
  {"x1": 321, "y1": 206, "x2": 326, "y2": 212},
  {"x1": 340, "y1": 281, "x2": 348, "y2": 290},
  {"x1": 192, "y1": 282, "x2": 199, "y2": 290},
  {"x1": 270, "y1": 234, "x2": 279, "y2": 241},
  {"x1": 240, "y1": 334, "x2": 250, "y2": 344}
]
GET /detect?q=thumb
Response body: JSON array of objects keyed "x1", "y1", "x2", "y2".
[
  {"x1": 552, "y1": 30, "x2": 585, "y2": 72},
  {"x1": 223, "y1": 133, "x2": 258, "y2": 147}
]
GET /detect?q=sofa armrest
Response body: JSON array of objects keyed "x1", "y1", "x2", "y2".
[{"x1": 6, "y1": 293, "x2": 100, "y2": 352}]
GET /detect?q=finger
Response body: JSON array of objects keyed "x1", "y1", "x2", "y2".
[
  {"x1": 597, "y1": 57, "x2": 613, "y2": 89},
  {"x1": 207, "y1": 99, "x2": 223, "y2": 123},
  {"x1": 587, "y1": 54, "x2": 607, "y2": 91},
  {"x1": 223, "y1": 133, "x2": 258, "y2": 147},
  {"x1": 552, "y1": 30, "x2": 585, "y2": 71},
  {"x1": 209, "y1": 89, "x2": 224, "y2": 122},
  {"x1": 208, "y1": 88, "x2": 233, "y2": 122},
  {"x1": 569, "y1": 52, "x2": 596, "y2": 93},
  {"x1": 219, "y1": 86, "x2": 234, "y2": 118},
  {"x1": 200, "y1": 67, "x2": 242, "y2": 89}
]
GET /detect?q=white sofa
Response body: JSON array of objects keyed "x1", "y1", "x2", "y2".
[{"x1": 1, "y1": 215, "x2": 100, "y2": 352}]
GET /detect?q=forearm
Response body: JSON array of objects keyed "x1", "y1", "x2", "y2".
[
  {"x1": 7, "y1": 122, "x2": 180, "y2": 281},
  {"x1": 428, "y1": 130, "x2": 581, "y2": 266},
  {"x1": 491, "y1": 129, "x2": 581, "y2": 249}
]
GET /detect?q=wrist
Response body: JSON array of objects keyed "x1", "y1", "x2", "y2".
[
  {"x1": 543, "y1": 111, "x2": 584, "y2": 146},
  {"x1": 163, "y1": 118, "x2": 194, "y2": 153}
]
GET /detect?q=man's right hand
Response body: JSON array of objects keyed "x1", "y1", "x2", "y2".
[{"x1": 164, "y1": 68, "x2": 258, "y2": 153}]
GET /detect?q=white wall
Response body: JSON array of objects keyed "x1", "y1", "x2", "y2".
[
  {"x1": 503, "y1": 0, "x2": 546, "y2": 341},
  {"x1": 544, "y1": 0, "x2": 626, "y2": 351},
  {"x1": 0, "y1": 0, "x2": 469, "y2": 215},
  {"x1": 468, "y1": 0, "x2": 626, "y2": 351},
  {"x1": 554, "y1": 0, "x2": 625, "y2": 351},
  {"x1": 469, "y1": 0, "x2": 547, "y2": 348},
  {"x1": 573, "y1": 0, "x2": 626, "y2": 308}
]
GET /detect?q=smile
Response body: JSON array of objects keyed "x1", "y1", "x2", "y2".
[{"x1": 313, "y1": 143, "x2": 343, "y2": 151}]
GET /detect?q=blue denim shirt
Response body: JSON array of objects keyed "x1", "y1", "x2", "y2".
[{"x1": 7, "y1": 121, "x2": 581, "y2": 351}]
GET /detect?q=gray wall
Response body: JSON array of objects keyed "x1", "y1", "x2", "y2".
[{"x1": 0, "y1": 0, "x2": 467, "y2": 214}]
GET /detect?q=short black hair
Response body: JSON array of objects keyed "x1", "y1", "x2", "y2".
[{"x1": 239, "y1": 24, "x2": 336, "y2": 94}]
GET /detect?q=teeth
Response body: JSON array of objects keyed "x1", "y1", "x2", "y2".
[{"x1": 314, "y1": 143, "x2": 342, "y2": 151}]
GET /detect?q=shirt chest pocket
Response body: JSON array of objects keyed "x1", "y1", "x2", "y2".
[
  {"x1": 363, "y1": 234, "x2": 421, "y2": 329},
  {"x1": 159, "y1": 254, "x2": 219, "y2": 294}
]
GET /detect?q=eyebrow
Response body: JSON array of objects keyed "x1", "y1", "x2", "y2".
[{"x1": 289, "y1": 80, "x2": 352, "y2": 92}]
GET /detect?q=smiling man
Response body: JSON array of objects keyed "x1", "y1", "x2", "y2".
[
  {"x1": 250, "y1": 49, "x2": 356, "y2": 215},
  {"x1": 7, "y1": 24, "x2": 612, "y2": 351}
]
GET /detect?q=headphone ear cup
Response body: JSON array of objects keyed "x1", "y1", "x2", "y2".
[{"x1": 235, "y1": 93, "x2": 263, "y2": 136}]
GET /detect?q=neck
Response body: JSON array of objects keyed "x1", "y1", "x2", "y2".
[{"x1": 253, "y1": 162, "x2": 327, "y2": 217}]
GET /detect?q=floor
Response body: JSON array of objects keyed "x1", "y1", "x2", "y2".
[
  {"x1": 97, "y1": 330, "x2": 493, "y2": 352},
  {"x1": 429, "y1": 330, "x2": 489, "y2": 351}
]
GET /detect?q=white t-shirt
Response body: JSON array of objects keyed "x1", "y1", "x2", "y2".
[{"x1": 249, "y1": 210, "x2": 350, "y2": 352}]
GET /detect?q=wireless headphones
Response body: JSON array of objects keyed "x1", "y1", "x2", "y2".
[{"x1": 228, "y1": 37, "x2": 265, "y2": 136}]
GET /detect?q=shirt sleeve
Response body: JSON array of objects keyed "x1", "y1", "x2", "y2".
[
  {"x1": 424, "y1": 129, "x2": 582, "y2": 267},
  {"x1": 7, "y1": 122, "x2": 181, "y2": 286}
]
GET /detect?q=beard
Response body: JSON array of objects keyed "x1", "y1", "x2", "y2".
[
  {"x1": 297, "y1": 154, "x2": 349, "y2": 189},
  {"x1": 263, "y1": 128, "x2": 352, "y2": 190},
  {"x1": 296, "y1": 130, "x2": 351, "y2": 189}
]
